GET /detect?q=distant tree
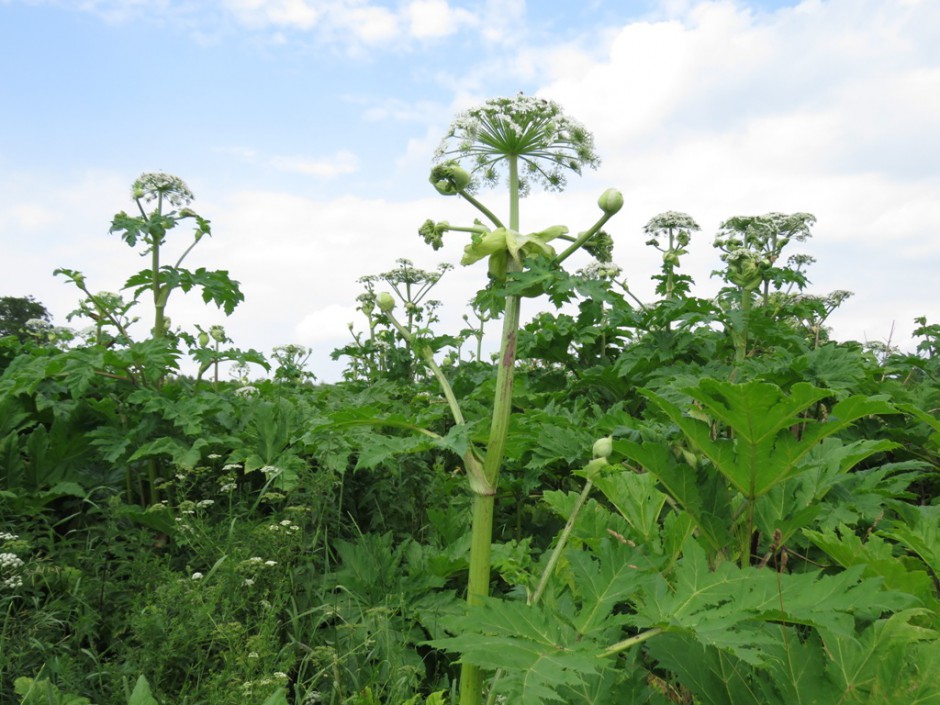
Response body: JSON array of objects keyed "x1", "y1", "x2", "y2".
[{"x1": 0, "y1": 295, "x2": 52, "y2": 342}]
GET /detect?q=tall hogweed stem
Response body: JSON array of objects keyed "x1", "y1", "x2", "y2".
[{"x1": 419, "y1": 94, "x2": 619, "y2": 705}]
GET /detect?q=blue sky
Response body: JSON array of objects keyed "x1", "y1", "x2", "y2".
[{"x1": 1, "y1": 0, "x2": 937, "y2": 380}]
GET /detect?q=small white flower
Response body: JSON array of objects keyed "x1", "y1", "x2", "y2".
[
  {"x1": 0, "y1": 553, "x2": 24, "y2": 569},
  {"x1": 219, "y1": 482, "x2": 237, "y2": 493},
  {"x1": 191, "y1": 572, "x2": 204, "y2": 580},
  {"x1": 264, "y1": 560, "x2": 277, "y2": 567},
  {"x1": 248, "y1": 651, "x2": 260, "y2": 659},
  {"x1": 196, "y1": 499, "x2": 215, "y2": 508},
  {"x1": 0, "y1": 532, "x2": 19, "y2": 542},
  {"x1": 243, "y1": 578, "x2": 255, "y2": 587}
]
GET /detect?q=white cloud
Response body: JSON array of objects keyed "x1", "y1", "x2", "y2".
[
  {"x1": 223, "y1": 0, "x2": 320, "y2": 29},
  {"x1": 269, "y1": 150, "x2": 360, "y2": 177},
  {"x1": 405, "y1": 0, "x2": 475, "y2": 39},
  {"x1": 527, "y1": 0, "x2": 940, "y2": 353},
  {"x1": 295, "y1": 303, "x2": 357, "y2": 342},
  {"x1": 226, "y1": 146, "x2": 360, "y2": 178},
  {"x1": 340, "y1": 4, "x2": 400, "y2": 44}
]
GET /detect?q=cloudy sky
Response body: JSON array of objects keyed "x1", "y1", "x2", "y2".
[{"x1": 1, "y1": 0, "x2": 937, "y2": 381}]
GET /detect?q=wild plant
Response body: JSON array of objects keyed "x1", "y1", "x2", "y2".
[
  {"x1": 44, "y1": 173, "x2": 266, "y2": 504},
  {"x1": 712, "y1": 212, "x2": 817, "y2": 366},
  {"x1": 54, "y1": 172, "x2": 256, "y2": 386},
  {"x1": 336, "y1": 259, "x2": 452, "y2": 383},
  {"x1": 373, "y1": 93, "x2": 621, "y2": 705}
]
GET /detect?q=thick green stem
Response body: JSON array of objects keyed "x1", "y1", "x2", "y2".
[
  {"x1": 734, "y1": 287, "x2": 753, "y2": 368},
  {"x1": 459, "y1": 155, "x2": 522, "y2": 705},
  {"x1": 152, "y1": 242, "x2": 164, "y2": 339}
]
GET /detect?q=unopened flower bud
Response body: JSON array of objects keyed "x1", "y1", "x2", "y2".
[
  {"x1": 198, "y1": 331, "x2": 210, "y2": 347},
  {"x1": 429, "y1": 162, "x2": 472, "y2": 196},
  {"x1": 592, "y1": 436, "x2": 613, "y2": 459},
  {"x1": 210, "y1": 325, "x2": 225, "y2": 342},
  {"x1": 376, "y1": 292, "x2": 395, "y2": 313},
  {"x1": 598, "y1": 188, "x2": 624, "y2": 216}
]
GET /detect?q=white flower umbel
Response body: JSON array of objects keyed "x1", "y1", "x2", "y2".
[{"x1": 435, "y1": 93, "x2": 600, "y2": 196}]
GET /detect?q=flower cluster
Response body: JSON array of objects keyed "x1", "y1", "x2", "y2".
[
  {"x1": 577, "y1": 261, "x2": 623, "y2": 280},
  {"x1": 132, "y1": 172, "x2": 194, "y2": 207},
  {"x1": 435, "y1": 93, "x2": 600, "y2": 195},
  {"x1": 266, "y1": 519, "x2": 301, "y2": 534},
  {"x1": 240, "y1": 671, "x2": 289, "y2": 698},
  {"x1": 1, "y1": 549, "x2": 25, "y2": 590}
]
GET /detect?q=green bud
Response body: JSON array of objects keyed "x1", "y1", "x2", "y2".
[
  {"x1": 592, "y1": 436, "x2": 613, "y2": 459},
  {"x1": 598, "y1": 188, "x2": 624, "y2": 216},
  {"x1": 376, "y1": 292, "x2": 396, "y2": 313},
  {"x1": 198, "y1": 331, "x2": 210, "y2": 347},
  {"x1": 210, "y1": 325, "x2": 225, "y2": 342},
  {"x1": 429, "y1": 162, "x2": 472, "y2": 196}
]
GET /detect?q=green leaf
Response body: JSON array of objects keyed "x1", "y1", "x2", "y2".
[
  {"x1": 128, "y1": 675, "x2": 159, "y2": 705},
  {"x1": 429, "y1": 598, "x2": 601, "y2": 705},
  {"x1": 880, "y1": 503, "x2": 940, "y2": 580},
  {"x1": 646, "y1": 633, "x2": 764, "y2": 705},
  {"x1": 592, "y1": 468, "x2": 668, "y2": 548},
  {"x1": 645, "y1": 380, "x2": 897, "y2": 499},
  {"x1": 804, "y1": 524, "x2": 935, "y2": 599},
  {"x1": 259, "y1": 688, "x2": 289, "y2": 705},
  {"x1": 822, "y1": 610, "x2": 940, "y2": 702},
  {"x1": 614, "y1": 439, "x2": 734, "y2": 552},
  {"x1": 565, "y1": 541, "x2": 649, "y2": 637}
]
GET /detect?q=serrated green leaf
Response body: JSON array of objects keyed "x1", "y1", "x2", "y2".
[
  {"x1": 614, "y1": 439, "x2": 734, "y2": 551},
  {"x1": 565, "y1": 542, "x2": 647, "y2": 637},
  {"x1": 645, "y1": 381, "x2": 897, "y2": 500},
  {"x1": 429, "y1": 598, "x2": 601, "y2": 705},
  {"x1": 881, "y1": 503, "x2": 940, "y2": 579},
  {"x1": 804, "y1": 524, "x2": 935, "y2": 599},
  {"x1": 592, "y1": 468, "x2": 667, "y2": 548}
]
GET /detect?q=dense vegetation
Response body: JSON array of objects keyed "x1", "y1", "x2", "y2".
[{"x1": 2, "y1": 96, "x2": 938, "y2": 705}]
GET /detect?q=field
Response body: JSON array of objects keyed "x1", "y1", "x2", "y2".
[{"x1": 2, "y1": 96, "x2": 939, "y2": 705}]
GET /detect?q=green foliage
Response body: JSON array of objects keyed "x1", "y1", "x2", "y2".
[{"x1": 3, "y1": 115, "x2": 940, "y2": 705}]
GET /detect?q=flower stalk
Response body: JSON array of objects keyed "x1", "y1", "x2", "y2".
[{"x1": 421, "y1": 94, "x2": 615, "y2": 705}]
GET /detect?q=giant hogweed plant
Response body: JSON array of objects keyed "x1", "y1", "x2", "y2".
[
  {"x1": 370, "y1": 94, "x2": 621, "y2": 705},
  {"x1": 54, "y1": 172, "x2": 262, "y2": 386},
  {"x1": 47, "y1": 173, "x2": 266, "y2": 503}
]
